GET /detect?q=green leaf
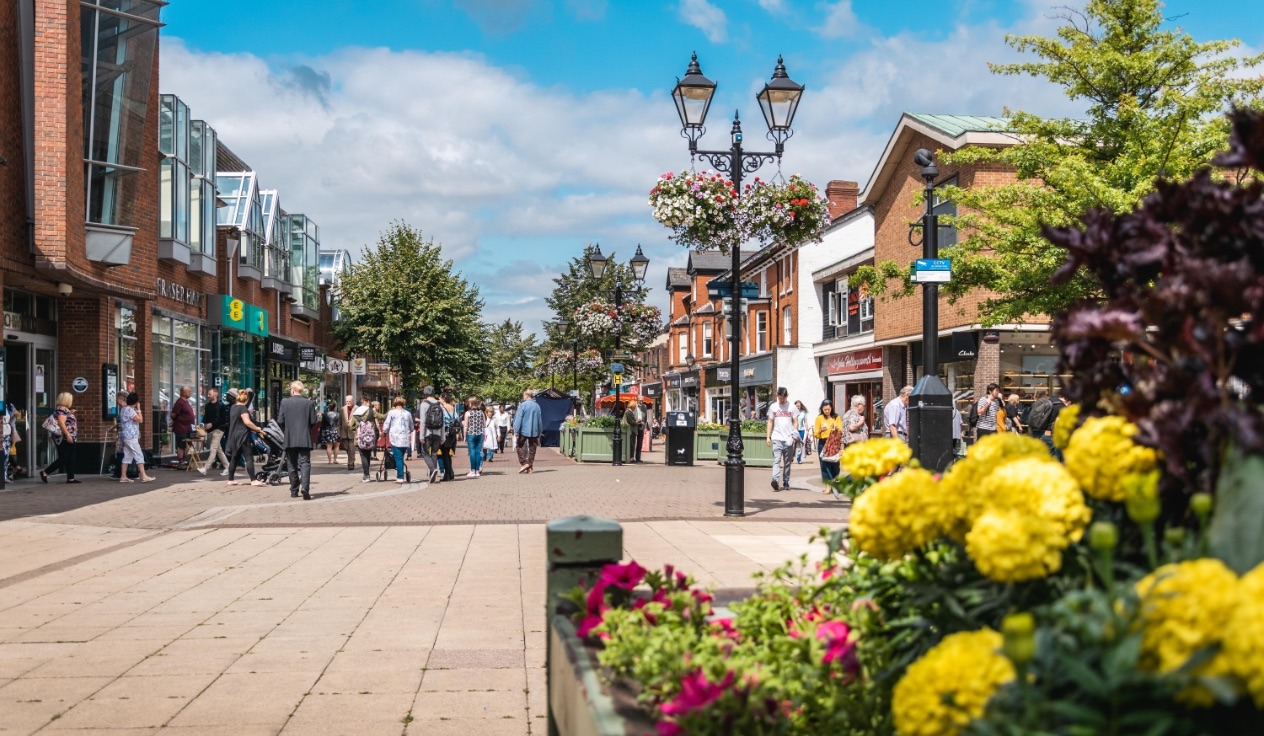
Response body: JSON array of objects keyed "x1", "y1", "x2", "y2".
[
  {"x1": 1052, "y1": 650, "x2": 1108, "y2": 694},
  {"x1": 1207, "y1": 447, "x2": 1264, "y2": 574},
  {"x1": 1047, "y1": 702, "x2": 1108, "y2": 727}
]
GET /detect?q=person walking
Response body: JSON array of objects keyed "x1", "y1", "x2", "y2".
[
  {"x1": 842, "y1": 395, "x2": 869, "y2": 448},
  {"x1": 623, "y1": 400, "x2": 646, "y2": 463},
  {"x1": 814, "y1": 399, "x2": 843, "y2": 482},
  {"x1": 320, "y1": 401, "x2": 342, "y2": 465},
  {"x1": 225, "y1": 390, "x2": 266, "y2": 487},
  {"x1": 277, "y1": 381, "x2": 319, "y2": 499},
  {"x1": 513, "y1": 389, "x2": 543, "y2": 474},
  {"x1": 201, "y1": 387, "x2": 231, "y2": 476},
  {"x1": 349, "y1": 396, "x2": 379, "y2": 483},
  {"x1": 339, "y1": 395, "x2": 356, "y2": 471},
  {"x1": 884, "y1": 386, "x2": 912, "y2": 443},
  {"x1": 975, "y1": 383, "x2": 1002, "y2": 439},
  {"x1": 494, "y1": 405, "x2": 511, "y2": 453},
  {"x1": 765, "y1": 387, "x2": 797, "y2": 492},
  {"x1": 462, "y1": 397, "x2": 486, "y2": 478},
  {"x1": 794, "y1": 400, "x2": 810, "y2": 463},
  {"x1": 482, "y1": 405, "x2": 498, "y2": 463},
  {"x1": 40, "y1": 392, "x2": 80, "y2": 484},
  {"x1": 381, "y1": 397, "x2": 414, "y2": 484},
  {"x1": 170, "y1": 386, "x2": 196, "y2": 469},
  {"x1": 418, "y1": 387, "x2": 444, "y2": 483},
  {"x1": 118, "y1": 392, "x2": 156, "y2": 483},
  {"x1": 1004, "y1": 393, "x2": 1024, "y2": 434},
  {"x1": 436, "y1": 393, "x2": 459, "y2": 481}
]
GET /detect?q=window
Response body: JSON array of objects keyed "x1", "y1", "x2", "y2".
[
  {"x1": 217, "y1": 172, "x2": 265, "y2": 273},
  {"x1": 150, "y1": 314, "x2": 211, "y2": 460},
  {"x1": 288, "y1": 215, "x2": 321, "y2": 312},
  {"x1": 783, "y1": 307, "x2": 792, "y2": 346},
  {"x1": 81, "y1": 0, "x2": 161, "y2": 226},
  {"x1": 759, "y1": 269, "x2": 768, "y2": 297},
  {"x1": 756, "y1": 312, "x2": 768, "y2": 353},
  {"x1": 678, "y1": 332, "x2": 687, "y2": 364},
  {"x1": 779, "y1": 253, "x2": 795, "y2": 295},
  {"x1": 702, "y1": 322, "x2": 713, "y2": 357},
  {"x1": 933, "y1": 176, "x2": 958, "y2": 248}
]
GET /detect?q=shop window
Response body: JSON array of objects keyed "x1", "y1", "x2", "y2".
[
  {"x1": 81, "y1": 0, "x2": 160, "y2": 227},
  {"x1": 115, "y1": 307, "x2": 137, "y2": 401},
  {"x1": 150, "y1": 314, "x2": 211, "y2": 459}
]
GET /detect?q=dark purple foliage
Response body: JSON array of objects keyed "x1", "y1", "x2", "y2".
[{"x1": 1047, "y1": 109, "x2": 1264, "y2": 497}]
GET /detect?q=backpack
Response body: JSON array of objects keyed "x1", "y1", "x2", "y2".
[
  {"x1": 356, "y1": 416, "x2": 377, "y2": 450},
  {"x1": 1027, "y1": 397, "x2": 1055, "y2": 435},
  {"x1": 967, "y1": 399, "x2": 981, "y2": 431},
  {"x1": 424, "y1": 401, "x2": 444, "y2": 431}
]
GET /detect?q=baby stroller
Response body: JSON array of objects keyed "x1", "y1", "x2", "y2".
[
  {"x1": 374, "y1": 442, "x2": 412, "y2": 483},
  {"x1": 255, "y1": 420, "x2": 292, "y2": 486}
]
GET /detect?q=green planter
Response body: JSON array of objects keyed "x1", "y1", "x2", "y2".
[
  {"x1": 560, "y1": 424, "x2": 576, "y2": 458},
  {"x1": 733, "y1": 432, "x2": 774, "y2": 468},
  {"x1": 575, "y1": 426, "x2": 634, "y2": 463},
  {"x1": 694, "y1": 430, "x2": 722, "y2": 461}
]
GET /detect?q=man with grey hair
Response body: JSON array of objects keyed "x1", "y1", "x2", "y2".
[
  {"x1": 339, "y1": 394, "x2": 356, "y2": 471},
  {"x1": 277, "y1": 380, "x2": 319, "y2": 499},
  {"x1": 884, "y1": 386, "x2": 913, "y2": 443}
]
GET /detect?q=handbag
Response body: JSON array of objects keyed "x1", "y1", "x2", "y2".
[
  {"x1": 376, "y1": 429, "x2": 390, "y2": 449},
  {"x1": 42, "y1": 413, "x2": 62, "y2": 437},
  {"x1": 820, "y1": 428, "x2": 843, "y2": 462}
]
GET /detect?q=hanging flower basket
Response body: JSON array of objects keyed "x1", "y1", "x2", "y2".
[
  {"x1": 648, "y1": 171, "x2": 830, "y2": 252},
  {"x1": 572, "y1": 301, "x2": 663, "y2": 352},
  {"x1": 545, "y1": 349, "x2": 605, "y2": 377},
  {"x1": 743, "y1": 174, "x2": 832, "y2": 248},
  {"x1": 648, "y1": 170, "x2": 745, "y2": 252}
]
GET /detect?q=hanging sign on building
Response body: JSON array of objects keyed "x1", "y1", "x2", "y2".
[
  {"x1": 825, "y1": 347, "x2": 884, "y2": 376},
  {"x1": 268, "y1": 339, "x2": 298, "y2": 364},
  {"x1": 299, "y1": 347, "x2": 317, "y2": 362},
  {"x1": 327, "y1": 358, "x2": 347, "y2": 375},
  {"x1": 211, "y1": 295, "x2": 268, "y2": 337},
  {"x1": 351, "y1": 358, "x2": 367, "y2": 375},
  {"x1": 71, "y1": 376, "x2": 89, "y2": 393}
]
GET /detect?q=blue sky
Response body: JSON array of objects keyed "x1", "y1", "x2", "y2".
[{"x1": 160, "y1": 0, "x2": 1264, "y2": 333}]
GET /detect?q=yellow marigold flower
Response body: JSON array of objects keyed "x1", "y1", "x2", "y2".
[
  {"x1": 1136, "y1": 559, "x2": 1241, "y2": 707},
  {"x1": 965, "y1": 509, "x2": 1066, "y2": 583},
  {"x1": 1063, "y1": 416, "x2": 1158, "y2": 502},
  {"x1": 893, "y1": 629, "x2": 1015, "y2": 736},
  {"x1": 1224, "y1": 563, "x2": 1264, "y2": 708},
  {"x1": 840, "y1": 438, "x2": 912, "y2": 480},
  {"x1": 1052, "y1": 403, "x2": 1081, "y2": 450},
  {"x1": 849, "y1": 468, "x2": 947, "y2": 560},
  {"x1": 939, "y1": 434, "x2": 1051, "y2": 539},
  {"x1": 967, "y1": 457, "x2": 1091, "y2": 544}
]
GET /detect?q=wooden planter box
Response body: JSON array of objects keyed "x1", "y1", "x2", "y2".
[
  {"x1": 730, "y1": 432, "x2": 774, "y2": 468},
  {"x1": 560, "y1": 424, "x2": 577, "y2": 457},
  {"x1": 694, "y1": 430, "x2": 723, "y2": 461},
  {"x1": 575, "y1": 426, "x2": 634, "y2": 463},
  {"x1": 693, "y1": 430, "x2": 775, "y2": 467},
  {"x1": 549, "y1": 615, "x2": 656, "y2": 735}
]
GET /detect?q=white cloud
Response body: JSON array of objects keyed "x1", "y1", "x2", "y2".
[
  {"x1": 815, "y1": 1, "x2": 858, "y2": 39},
  {"x1": 756, "y1": 0, "x2": 785, "y2": 12},
  {"x1": 160, "y1": 3, "x2": 1092, "y2": 337},
  {"x1": 677, "y1": 0, "x2": 728, "y2": 43}
]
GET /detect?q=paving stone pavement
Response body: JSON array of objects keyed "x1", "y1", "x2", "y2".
[{"x1": 0, "y1": 445, "x2": 846, "y2": 734}]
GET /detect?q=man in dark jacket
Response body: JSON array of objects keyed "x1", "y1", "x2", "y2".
[
  {"x1": 201, "y1": 388, "x2": 231, "y2": 476},
  {"x1": 277, "y1": 380, "x2": 319, "y2": 499}
]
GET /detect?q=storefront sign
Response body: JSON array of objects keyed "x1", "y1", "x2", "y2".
[
  {"x1": 717, "y1": 367, "x2": 731, "y2": 382},
  {"x1": 912, "y1": 332, "x2": 979, "y2": 365},
  {"x1": 681, "y1": 371, "x2": 700, "y2": 389},
  {"x1": 268, "y1": 339, "x2": 298, "y2": 364},
  {"x1": 3, "y1": 310, "x2": 56, "y2": 337},
  {"x1": 351, "y1": 358, "x2": 367, "y2": 375},
  {"x1": 825, "y1": 347, "x2": 884, "y2": 376},
  {"x1": 156, "y1": 278, "x2": 203, "y2": 307},
  {"x1": 299, "y1": 347, "x2": 316, "y2": 362},
  {"x1": 738, "y1": 355, "x2": 774, "y2": 387},
  {"x1": 642, "y1": 383, "x2": 662, "y2": 398},
  {"x1": 211, "y1": 295, "x2": 269, "y2": 337},
  {"x1": 327, "y1": 358, "x2": 347, "y2": 375},
  {"x1": 664, "y1": 374, "x2": 682, "y2": 390},
  {"x1": 71, "y1": 376, "x2": 88, "y2": 393},
  {"x1": 102, "y1": 363, "x2": 119, "y2": 420}
]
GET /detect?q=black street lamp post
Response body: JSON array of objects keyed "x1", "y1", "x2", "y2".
[
  {"x1": 907, "y1": 149, "x2": 955, "y2": 471},
  {"x1": 671, "y1": 53, "x2": 804, "y2": 517},
  {"x1": 587, "y1": 245, "x2": 650, "y2": 467}
]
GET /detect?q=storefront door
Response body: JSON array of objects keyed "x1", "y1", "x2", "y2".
[{"x1": 3, "y1": 337, "x2": 57, "y2": 478}]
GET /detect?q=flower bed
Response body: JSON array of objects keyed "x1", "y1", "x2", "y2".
[{"x1": 552, "y1": 113, "x2": 1264, "y2": 735}]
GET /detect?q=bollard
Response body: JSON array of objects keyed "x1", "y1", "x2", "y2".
[{"x1": 546, "y1": 516, "x2": 623, "y2": 736}]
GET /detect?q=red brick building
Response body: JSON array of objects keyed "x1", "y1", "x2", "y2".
[
  {"x1": 861, "y1": 113, "x2": 1057, "y2": 417},
  {"x1": 0, "y1": 1, "x2": 344, "y2": 477}
]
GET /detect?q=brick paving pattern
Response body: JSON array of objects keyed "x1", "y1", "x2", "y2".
[{"x1": 0, "y1": 445, "x2": 847, "y2": 734}]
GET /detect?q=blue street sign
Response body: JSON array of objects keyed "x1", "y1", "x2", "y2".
[
  {"x1": 915, "y1": 259, "x2": 951, "y2": 271},
  {"x1": 610, "y1": 361, "x2": 624, "y2": 373},
  {"x1": 708, "y1": 279, "x2": 761, "y2": 299}
]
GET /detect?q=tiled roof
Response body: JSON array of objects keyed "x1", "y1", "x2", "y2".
[
  {"x1": 666, "y1": 267, "x2": 690, "y2": 289},
  {"x1": 687, "y1": 251, "x2": 733, "y2": 272},
  {"x1": 906, "y1": 113, "x2": 1010, "y2": 137}
]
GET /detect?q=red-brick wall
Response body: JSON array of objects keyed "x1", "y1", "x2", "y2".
[{"x1": 0, "y1": 0, "x2": 26, "y2": 269}]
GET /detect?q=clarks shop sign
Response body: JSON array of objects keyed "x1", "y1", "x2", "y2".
[{"x1": 157, "y1": 278, "x2": 203, "y2": 307}]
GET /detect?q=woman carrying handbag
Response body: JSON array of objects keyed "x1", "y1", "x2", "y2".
[{"x1": 814, "y1": 399, "x2": 844, "y2": 483}]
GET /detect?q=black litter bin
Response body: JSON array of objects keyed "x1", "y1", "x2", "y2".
[{"x1": 665, "y1": 411, "x2": 696, "y2": 466}]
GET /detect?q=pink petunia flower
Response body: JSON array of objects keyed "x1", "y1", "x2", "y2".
[
  {"x1": 599, "y1": 560, "x2": 647, "y2": 591},
  {"x1": 656, "y1": 721, "x2": 686, "y2": 736},
  {"x1": 577, "y1": 614, "x2": 606, "y2": 639},
  {"x1": 660, "y1": 669, "x2": 735, "y2": 716},
  {"x1": 816, "y1": 620, "x2": 857, "y2": 667}
]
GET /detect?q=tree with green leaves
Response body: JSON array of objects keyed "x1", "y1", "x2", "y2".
[
  {"x1": 543, "y1": 243, "x2": 649, "y2": 355},
  {"x1": 334, "y1": 222, "x2": 487, "y2": 397},
  {"x1": 857, "y1": 0, "x2": 1264, "y2": 324},
  {"x1": 469, "y1": 319, "x2": 538, "y2": 403}
]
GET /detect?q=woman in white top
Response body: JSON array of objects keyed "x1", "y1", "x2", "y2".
[
  {"x1": 794, "y1": 400, "x2": 809, "y2": 464},
  {"x1": 380, "y1": 397, "x2": 414, "y2": 484},
  {"x1": 482, "y1": 405, "x2": 498, "y2": 462}
]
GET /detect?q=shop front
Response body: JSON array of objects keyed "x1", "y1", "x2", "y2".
[
  {"x1": 298, "y1": 345, "x2": 334, "y2": 407},
  {"x1": 995, "y1": 330, "x2": 1061, "y2": 424},
  {"x1": 912, "y1": 331, "x2": 980, "y2": 419},
  {"x1": 267, "y1": 338, "x2": 300, "y2": 419},
  {"x1": 738, "y1": 355, "x2": 774, "y2": 420},
  {"x1": 680, "y1": 370, "x2": 701, "y2": 417},
  {"x1": 150, "y1": 311, "x2": 213, "y2": 461},
  {"x1": 823, "y1": 347, "x2": 883, "y2": 434},
  {"x1": 209, "y1": 295, "x2": 269, "y2": 417},
  {"x1": 703, "y1": 366, "x2": 731, "y2": 424},
  {"x1": 663, "y1": 374, "x2": 682, "y2": 414},
  {"x1": 641, "y1": 382, "x2": 662, "y2": 424},
  {"x1": 2, "y1": 290, "x2": 59, "y2": 478}
]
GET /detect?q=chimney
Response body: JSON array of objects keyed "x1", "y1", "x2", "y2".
[{"x1": 825, "y1": 180, "x2": 859, "y2": 221}]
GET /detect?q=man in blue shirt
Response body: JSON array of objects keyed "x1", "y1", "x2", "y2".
[
  {"x1": 884, "y1": 386, "x2": 912, "y2": 444},
  {"x1": 513, "y1": 389, "x2": 543, "y2": 474}
]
